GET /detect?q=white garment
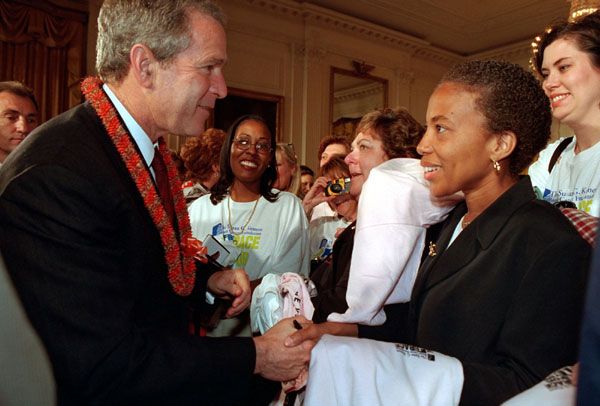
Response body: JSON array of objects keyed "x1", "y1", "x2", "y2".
[
  {"x1": 529, "y1": 136, "x2": 600, "y2": 215},
  {"x1": 328, "y1": 158, "x2": 460, "y2": 326},
  {"x1": 250, "y1": 273, "x2": 315, "y2": 404},
  {"x1": 189, "y1": 191, "x2": 309, "y2": 281},
  {"x1": 189, "y1": 191, "x2": 309, "y2": 337},
  {"x1": 308, "y1": 215, "x2": 350, "y2": 260},
  {"x1": 310, "y1": 201, "x2": 335, "y2": 223},
  {"x1": 250, "y1": 274, "x2": 283, "y2": 335},
  {"x1": 501, "y1": 366, "x2": 576, "y2": 406},
  {"x1": 250, "y1": 273, "x2": 315, "y2": 335},
  {"x1": 304, "y1": 335, "x2": 464, "y2": 406}
]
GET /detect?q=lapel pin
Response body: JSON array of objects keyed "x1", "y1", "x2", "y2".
[{"x1": 428, "y1": 241, "x2": 437, "y2": 257}]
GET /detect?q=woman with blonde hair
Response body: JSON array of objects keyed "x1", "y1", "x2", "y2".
[{"x1": 273, "y1": 142, "x2": 301, "y2": 196}]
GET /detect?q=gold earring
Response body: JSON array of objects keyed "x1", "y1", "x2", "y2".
[{"x1": 493, "y1": 160, "x2": 501, "y2": 175}]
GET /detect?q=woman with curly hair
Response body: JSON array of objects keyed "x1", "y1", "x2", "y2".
[
  {"x1": 529, "y1": 11, "x2": 600, "y2": 214},
  {"x1": 188, "y1": 115, "x2": 309, "y2": 337},
  {"x1": 290, "y1": 61, "x2": 590, "y2": 405},
  {"x1": 180, "y1": 128, "x2": 226, "y2": 206}
]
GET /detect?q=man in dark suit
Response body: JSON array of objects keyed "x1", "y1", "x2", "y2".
[{"x1": 0, "y1": 0, "x2": 312, "y2": 404}]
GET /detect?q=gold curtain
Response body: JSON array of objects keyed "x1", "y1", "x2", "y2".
[{"x1": 0, "y1": 0, "x2": 87, "y2": 124}]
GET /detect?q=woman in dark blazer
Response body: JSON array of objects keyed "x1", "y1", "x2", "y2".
[{"x1": 290, "y1": 60, "x2": 590, "y2": 405}]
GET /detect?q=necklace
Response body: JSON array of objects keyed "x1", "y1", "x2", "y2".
[
  {"x1": 461, "y1": 216, "x2": 471, "y2": 229},
  {"x1": 227, "y1": 195, "x2": 260, "y2": 236},
  {"x1": 82, "y1": 77, "x2": 195, "y2": 296}
]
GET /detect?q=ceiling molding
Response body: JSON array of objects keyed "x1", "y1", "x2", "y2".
[
  {"x1": 239, "y1": 0, "x2": 462, "y2": 66},
  {"x1": 470, "y1": 40, "x2": 533, "y2": 63}
]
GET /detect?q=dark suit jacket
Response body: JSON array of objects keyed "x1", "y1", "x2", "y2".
[
  {"x1": 310, "y1": 221, "x2": 356, "y2": 323},
  {"x1": 0, "y1": 102, "x2": 256, "y2": 405},
  {"x1": 360, "y1": 177, "x2": 590, "y2": 405},
  {"x1": 577, "y1": 224, "x2": 600, "y2": 405}
]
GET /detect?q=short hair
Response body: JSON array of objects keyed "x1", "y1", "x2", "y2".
[
  {"x1": 181, "y1": 128, "x2": 226, "y2": 184},
  {"x1": 441, "y1": 60, "x2": 551, "y2": 177},
  {"x1": 275, "y1": 143, "x2": 301, "y2": 195},
  {"x1": 0, "y1": 81, "x2": 38, "y2": 112},
  {"x1": 210, "y1": 115, "x2": 278, "y2": 204},
  {"x1": 533, "y1": 11, "x2": 600, "y2": 75},
  {"x1": 356, "y1": 107, "x2": 424, "y2": 159},
  {"x1": 317, "y1": 135, "x2": 351, "y2": 162},
  {"x1": 300, "y1": 165, "x2": 314, "y2": 177},
  {"x1": 96, "y1": 0, "x2": 226, "y2": 83},
  {"x1": 320, "y1": 156, "x2": 350, "y2": 180}
]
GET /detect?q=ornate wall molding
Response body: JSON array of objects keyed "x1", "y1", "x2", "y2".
[
  {"x1": 470, "y1": 40, "x2": 532, "y2": 62},
  {"x1": 334, "y1": 82, "x2": 383, "y2": 103},
  {"x1": 238, "y1": 0, "x2": 462, "y2": 66},
  {"x1": 395, "y1": 70, "x2": 415, "y2": 85}
]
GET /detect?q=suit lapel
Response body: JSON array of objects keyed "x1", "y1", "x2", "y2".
[
  {"x1": 412, "y1": 177, "x2": 536, "y2": 302},
  {"x1": 412, "y1": 203, "x2": 465, "y2": 300}
]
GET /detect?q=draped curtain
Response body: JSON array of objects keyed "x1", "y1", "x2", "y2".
[{"x1": 0, "y1": 0, "x2": 87, "y2": 124}]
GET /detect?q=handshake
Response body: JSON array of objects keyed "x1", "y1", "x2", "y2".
[{"x1": 253, "y1": 316, "x2": 315, "y2": 382}]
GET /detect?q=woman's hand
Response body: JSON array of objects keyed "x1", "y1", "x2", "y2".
[
  {"x1": 302, "y1": 176, "x2": 336, "y2": 217},
  {"x1": 284, "y1": 321, "x2": 358, "y2": 347}
]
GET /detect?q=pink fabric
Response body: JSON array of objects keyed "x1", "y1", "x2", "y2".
[
  {"x1": 280, "y1": 273, "x2": 314, "y2": 395},
  {"x1": 280, "y1": 273, "x2": 314, "y2": 320}
]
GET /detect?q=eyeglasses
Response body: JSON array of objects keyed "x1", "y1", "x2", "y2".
[{"x1": 233, "y1": 137, "x2": 272, "y2": 155}]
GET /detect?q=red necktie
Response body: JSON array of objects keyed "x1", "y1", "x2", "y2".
[{"x1": 151, "y1": 147, "x2": 176, "y2": 226}]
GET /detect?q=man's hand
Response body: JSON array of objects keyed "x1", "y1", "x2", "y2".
[
  {"x1": 207, "y1": 269, "x2": 251, "y2": 318},
  {"x1": 284, "y1": 321, "x2": 358, "y2": 347},
  {"x1": 253, "y1": 316, "x2": 315, "y2": 382}
]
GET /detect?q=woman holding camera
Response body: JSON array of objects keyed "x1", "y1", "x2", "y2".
[
  {"x1": 188, "y1": 115, "x2": 309, "y2": 337},
  {"x1": 307, "y1": 157, "x2": 356, "y2": 262}
]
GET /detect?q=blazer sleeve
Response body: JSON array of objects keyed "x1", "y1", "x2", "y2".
[{"x1": 0, "y1": 164, "x2": 256, "y2": 405}]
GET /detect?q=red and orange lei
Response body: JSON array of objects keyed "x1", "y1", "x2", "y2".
[{"x1": 82, "y1": 77, "x2": 200, "y2": 296}]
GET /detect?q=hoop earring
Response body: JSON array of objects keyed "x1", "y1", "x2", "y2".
[{"x1": 492, "y1": 160, "x2": 501, "y2": 175}]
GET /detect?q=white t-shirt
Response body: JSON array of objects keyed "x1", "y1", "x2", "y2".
[
  {"x1": 188, "y1": 191, "x2": 310, "y2": 337},
  {"x1": 308, "y1": 215, "x2": 350, "y2": 260},
  {"x1": 327, "y1": 158, "x2": 461, "y2": 326},
  {"x1": 529, "y1": 136, "x2": 600, "y2": 215},
  {"x1": 188, "y1": 191, "x2": 309, "y2": 281},
  {"x1": 310, "y1": 201, "x2": 335, "y2": 223}
]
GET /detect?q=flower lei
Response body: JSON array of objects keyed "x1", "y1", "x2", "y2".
[{"x1": 81, "y1": 77, "x2": 198, "y2": 296}]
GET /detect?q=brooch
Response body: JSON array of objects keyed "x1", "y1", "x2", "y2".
[{"x1": 428, "y1": 241, "x2": 437, "y2": 257}]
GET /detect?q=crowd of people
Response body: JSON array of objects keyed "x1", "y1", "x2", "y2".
[{"x1": 0, "y1": 0, "x2": 599, "y2": 405}]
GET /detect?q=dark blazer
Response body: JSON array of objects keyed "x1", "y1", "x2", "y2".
[
  {"x1": 577, "y1": 227, "x2": 600, "y2": 405},
  {"x1": 0, "y1": 102, "x2": 256, "y2": 405},
  {"x1": 310, "y1": 221, "x2": 356, "y2": 323},
  {"x1": 360, "y1": 177, "x2": 590, "y2": 405}
]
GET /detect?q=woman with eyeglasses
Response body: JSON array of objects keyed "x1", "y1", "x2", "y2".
[
  {"x1": 188, "y1": 115, "x2": 309, "y2": 337},
  {"x1": 273, "y1": 143, "x2": 301, "y2": 196}
]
